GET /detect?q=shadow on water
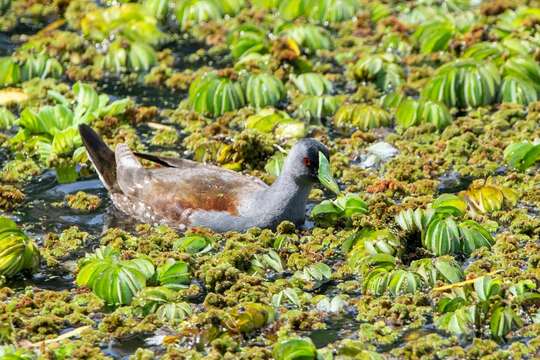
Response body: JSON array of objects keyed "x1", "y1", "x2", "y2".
[
  {"x1": 102, "y1": 334, "x2": 154, "y2": 360},
  {"x1": 307, "y1": 315, "x2": 359, "y2": 348}
]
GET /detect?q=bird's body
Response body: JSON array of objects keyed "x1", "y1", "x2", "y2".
[{"x1": 79, "y1": 125, "x2": 338, "y2": 232}]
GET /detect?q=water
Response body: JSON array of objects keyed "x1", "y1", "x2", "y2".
[{"x1": 102, "y1": 334, "x2": 154, "y2": 360}]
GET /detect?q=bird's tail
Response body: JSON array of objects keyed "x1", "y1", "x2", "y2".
[{"x1": 78, "y1": 124, "x2": 118, "y2": 191}]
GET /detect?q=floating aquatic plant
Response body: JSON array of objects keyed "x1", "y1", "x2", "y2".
[
  {"x1": 176, "y1": 0, "x2": 224, "y2": 30},
  {"x1": 76, "y1": 247, "x2": 155, "y2": 306},
  {"x1": 413, "y1": 19, "x2": 456, "y2": 54},
  {"x1": 422, "y1": 59, "x2": 501, "y2": 108},
  {"x1": 436, "y1": 276, "x2": 528, "y2": 341},
  {"x1": 334, "y1": 103, "x2": 391, "y2": 131},
  {"x1": 459, "y1": 184, "x2": 518, "y2": 214},
  {"x1": 395, "y1": 208, "x2": 435, "y2": 234},
  {"x1": 173, "y1": 234, "x2": 212, "y2": 254},
  {"x1": 279, "y1": 24, "x2": 333, "y2": 52},
  {"x1": 244, "y1": 72, "x2": 285, "y2": 109},
  {"x1": 228, "y1": 24, "x2": 269, "y2": 60},
  {"x1": 0, "y1": 107, "x2": 15, "y2": 130},
  {"x1": 503, "y1": 141, "x2": 540, "y2": 171},
  {"x1": 308, "y1": 0, "x2": 358, "y2": 23},
  {"x1": 291, "y1": 73, "x2": 333, "y2": 96},
  {"x1": 273, "y1": 337, "x2": 318, "y2": 360},
  {"x1": 156, "y1": 259, "x2": 190, "y2": 290},
  {"x1": 227, "y1": 303, "x2": 276, "y2": 333},
  {"x1": 188, "y1": 72, "x2": 246, "y2": 116},
  {"x1": 246, "y1": 108, "x2": 304, "y2": 139},
  {"x1": 0, "y1": 217, "x2": 40, "y2": 278},
  {"x1": 395, "y1": 98, "x2": 452, "y2": 132},
  {"x1": 11, "y1": 82, "x2": 130, "y2": 182},
  {"x1": 353, "y1": 54, "x2": 404, "y2": 92},
  {"x1": 295, "y1": 95, "x2": 340, "y2": 120},
  {"x1": 0, "y1": 57, "x2": 20, "y2": 86},
  {"x1": 311, "y1": 193, "x2": 367, "y2": 226}
]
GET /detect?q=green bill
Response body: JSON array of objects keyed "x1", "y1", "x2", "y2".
[{"x1": 317, "y1": 151, "x2": 340, "y2": 195}]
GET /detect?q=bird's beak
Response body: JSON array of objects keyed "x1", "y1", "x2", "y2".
[{"x1": 318, "y1": 151, "x2": 340, "y2": 195}]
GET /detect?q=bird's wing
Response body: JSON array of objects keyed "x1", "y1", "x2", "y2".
[
  {"x1": 115, "y1": 145, "x2": 268, "y2": 223},
  {"x1": 134, "y1": 151, "x2": 268, "y2": 187}
]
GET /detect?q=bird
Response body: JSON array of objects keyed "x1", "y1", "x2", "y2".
[{"x1": 78, "y1": 124, "x2": 339, "y2": 232}]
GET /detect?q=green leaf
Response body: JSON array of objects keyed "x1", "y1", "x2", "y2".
[
  {"x1": 173, "y1": 234, "x2": 211, "y2": 254},
  {"x1": 157, "y1": 259, "x2": 190, "y2": 290},
  {"x1": 273, "y1": 338, "x2": 317, "y2": 360},
  {"x1": 423, "y1": 216, "x2": 461, "y2": 256}
]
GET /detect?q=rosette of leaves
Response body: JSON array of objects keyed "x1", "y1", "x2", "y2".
[
  {"x1": 228, "y1": 24, "x2": 268, "y2": 60},
  {"x1": 277, "y1": 0, "x2": 310, "y2": 20},
  {"x1": 81, "y1": 4, "x2": 163, "y2": 72},
  {"x1": 422, "y1": 59, "x2": 501, "y2": 108},
  {"x1": 353, "y1": 54, "x2": 404, "y2": 92},
  {"x1": 459, "y1": 184, "x2": 518, "y2": 214},
  {"x1": 143, "y1": 0, "x2": 171, "y2": 21},
  {"x1": 173, "y1": 234, "x2": 212, "y2": 254},
  {"x1": 432, "y1": 193, "x2": 467, "y2": 216},
  {"x1": 188, "y1": 72, "x2": 246, "y2": 117},
  {"x1": 133, "y1": 286, "x2": 177, "y2": 315},
  {"x1": 0, "y1": 107, "x2": 16, "y2": 130},
  {"x1": 369, "y1": 2, "x2": 391, "y2": 23},
  {"x1": 156, "y1": 302, "x2": 192, "y2": 324},
  {"x1": 0, "y1": 217, "x2": 40, "y2": 278},
  {"x1": 246, "y1": 108, "x2": 305, "y2": 139},
  {"x1": 423, "y1": 215, "x2": 494, "y2": 256},
  {"x1": 395, "y1": 98, "x2": 452, "y2": 132},
  {"x1": 291, "y1": 73, "x2": 333, "y2": 96},
  {"x1": 410, "y1": 256, "x2": 463, "y2": 286},
  {"x1": 156, "y1": 259, "x2": 190, "y2": 290},
  {"x1": 226, "y1": 303, "x2": 276, "y2": 333},
  {"x1": 244, "y1": 73, "x2": 285, "y2": 109},
  {"x1": 21, "y1": 53, "x2": 62, "y2": 81},
  {"x1": 503, "y1": 141, "x2": 540, "y2": 171},
  {"x1": 278, "y1": 24, "x2": 333, "y2": 53},
  {"x1": 76, "y1": 246, "x2": 155, "y2": 306},
  {"x1": 295, "y1": 95, "x2": 340, "y2": 120},
  {"x1": 423, "y1": 216, "x2": 458, "y2": 256},
  {"x1": 344, "y1": 229, "x2": 402, "y2": 271},
  {"x1": 273, "y1": 337, "x2": 318, "y2": 360},
  {"x1": 295, "y1": 262, "x2": 332, "y2": 284},
  {"x1": 413, "y1": 19, "x2": 457, "y2": 54},
  {"x1": 133, "y1": 286, "x2": 192, "y2": 324},
  {"x1": 494, "y1": 7, "x2": 540, "y2": 37},
  {"x1": 436, "y1": 276, "x2": 525, "y2": 340},
  {"x1": 499, "y1": 57, "x2": 540, "y2": 105},
  {"x1": 176, "y1": 0, "x2": 223, "y2": 30},
  {"x1": 0, "y1": 57, "x2": 21, "y2": 86},
  {"x1": 333, "y1": 104, "x2": 391, "y2": 131},
  {"x1": 0, "y1": 346, "x2": 35, "y2": 359},
  {"x1": 12, "y1": 83, "x2": 130, "y2": 183},
  {"x1": 395, "y1": 207, "x2": 435, "y2": 234},
  {"x1": 81, "y1": 4, "x2": 165, "y2": 45},
  {"x1": 311, "y1": 193, "x2": 367, "y2": 226},
  {"x1": 308, "y1": 0, "x2": 359, "y2": 23},
  {"x1": 252, "y1": 249, "x2": 284, "y2": 273}
]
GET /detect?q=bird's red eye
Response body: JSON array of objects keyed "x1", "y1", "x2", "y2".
[{"x1": 303, "y1": 157, "x2": 312, "y2": 167}]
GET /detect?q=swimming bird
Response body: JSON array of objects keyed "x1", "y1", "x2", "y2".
[{"x1": 78, "y1": 124, "x2": 339, "y2": 232}]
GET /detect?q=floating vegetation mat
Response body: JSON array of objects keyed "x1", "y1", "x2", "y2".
[{"x1": 1, "y1": 0, "x2": 540, "y2": 359}]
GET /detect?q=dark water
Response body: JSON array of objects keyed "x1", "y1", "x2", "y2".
[
  {"x1": 102, "y1": 334, "x2": 154, "y2": 360},
  {"x1": 97, "y1": 79, "x2": 184, "y2": 109},
  {"x1": 308, "y1": 315, "x2": 359, "y2": 348},
  {"x1": 17, "y1": 172, "x2": 109, "y2": 235}
]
